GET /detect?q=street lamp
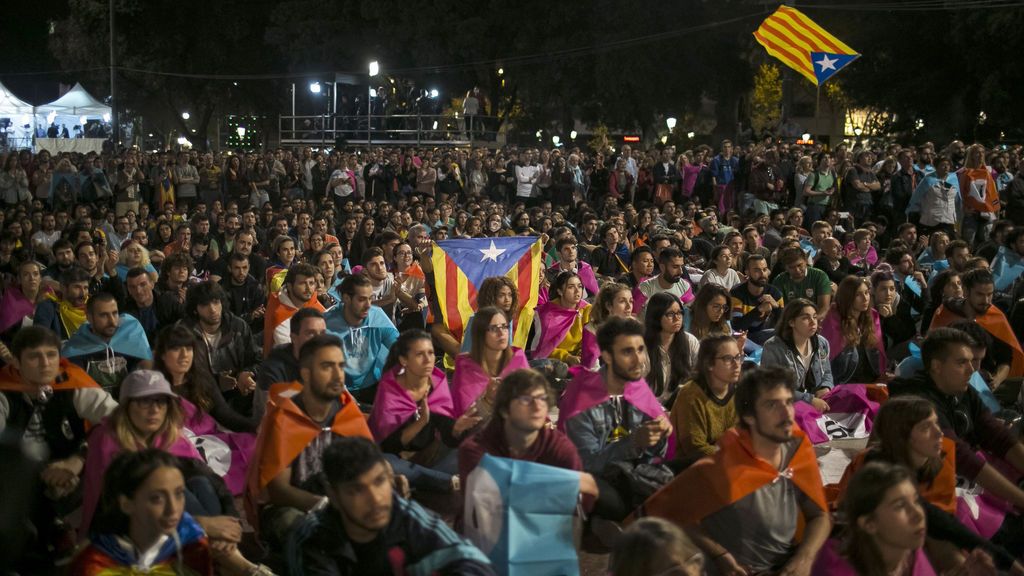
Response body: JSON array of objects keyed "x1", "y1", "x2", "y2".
[
  {"x1": 854, "y1": 127, "x2": 863, "y2": 137},
  {"x1": 368, "y1": 60, "x2": 379, "y2": 143},
  {"x1": 429, "y1": 89, "x2": 439, "y2": 98},
  {"x1": 236, "y1": 126, "x2": 246, "y2": 138},
  {"x1": 309, "y1": 82, "x2": 321, "y2": 94},
  {"x1": 666, "y1": 117, "x2": 677, "y2": 131},
  {"x1": 570, "y1": 130, "x2": 578, "y2": 140},
  {"x1": 552, "y1": 135, "x2": 560, "y2": 146},
  {"x1": 181, "y1": 112, "x2": 190, "y2": 120},
  {"x1": 801, "y1": 132, "x2": 812, "y2": 142},
  {"x1": 497, "y1": 68, "x2": 504, "y2": 76},
  {"x1": 687, "y1": 131, "x2": 695, "y2": 139}
]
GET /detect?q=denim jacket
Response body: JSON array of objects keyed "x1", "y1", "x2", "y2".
[
  {"x1": 760, "y1": 334, "x2": 834, "y2": 403},
  {"x1": 562, "y1": 399, "x2": 666, "y2": 475}
]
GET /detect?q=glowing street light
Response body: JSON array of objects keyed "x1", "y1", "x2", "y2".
[
  {"x1": 552, "y1": 135, "x2": 560, "y2": 146},
  {"x1": 854, "y1": 127, "x2": 863, "y2": 137},
  {"x1": 802, "y1": 132, "x2": 812, "y2": 141},
  {"x1": 660, "y1": 136, "x2": 668, "y2": 144},
  {"x1": 368, "y1": 61, "x2": 380, "y2": 77},
  {"x1": 309, "y1": 82, "x2": 321, "y2": 94},
  {"x1": 369, "y1": 88, "x2": 377, "y2": 98},
  {"x1": 666, "y1": 117, "x2": 677, "y2": 130},
  {"x1": 236, "y1": 126, "x2": 246, "y2": 138},
  {"x1": 570, "y1": 130, "x2": 578, "y2": 140},
  {"x1": 687, "y1": 131, "x2": 695, "y2": 139},
  {"x1": 497, "y1": 68, "x2": 504, "y2": 76},
  {"x1": 181, "y1": 112, "x2": 190, "y2": 120},
  {"x1": 535, "y1": 130, "x2": 543, "y2": 139},
  {"x1": 429, "y1": 89, "x2": 439, "y2": 98}
]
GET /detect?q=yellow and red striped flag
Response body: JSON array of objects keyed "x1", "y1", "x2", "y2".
[
  {"x1": 754, "y1": 5, "x2": 859, "y2": 86},
  {"x1": 431, "y1": 236, "x2": 543, "y2": 351}
]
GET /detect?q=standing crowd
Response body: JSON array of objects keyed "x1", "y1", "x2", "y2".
[{"x1": 2, "y1": 136, "x2": 1024, "y2": 575}]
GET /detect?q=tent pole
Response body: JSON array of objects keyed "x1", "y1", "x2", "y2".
[{"x1": 109, "y1": 0, "x2": 117, "y2": 147}]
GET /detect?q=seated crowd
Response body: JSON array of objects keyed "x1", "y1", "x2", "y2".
[{"x1": 2, "y1": 137, "x2": 1024, "y2": 575}]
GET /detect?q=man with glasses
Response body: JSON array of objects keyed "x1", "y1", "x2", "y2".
[
  {"x1": 559, "y1": 317, "x2": 670, "y2": 528},
  {"x1": 458, "y1": 369, "x2": 593, "y2": 492}
]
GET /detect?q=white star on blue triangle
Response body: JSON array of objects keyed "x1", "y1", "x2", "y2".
[{"x1": 810, "y1": 51, "x2": 859, "y2": 85}]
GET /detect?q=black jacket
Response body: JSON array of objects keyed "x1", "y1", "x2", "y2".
[
  {"x1": 287, "y1": 495, "x2": 495, "y2": 576},
  {"x1": 888, "y1": 371, "x2": 1017, "y2": 480}
]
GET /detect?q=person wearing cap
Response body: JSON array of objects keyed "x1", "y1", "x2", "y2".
[
  {"x1": 0, "y1": 326, "x2": 115, "y2": 568},
  {"x1": 78, "y1": 369, "x2": 270, "y2": 575}
]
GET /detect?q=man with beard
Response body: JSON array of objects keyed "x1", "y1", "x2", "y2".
[
  {"x1": 246, "y1": 334, "x2": 373, "y2": 549},
  {"x1": 323, "y1": 274, "x2": 399, "y2": 405},
  {"x1": 558, "y1": 317, "x2": 670, "y2": 524},
  {"x1": 265, "y1": 263, "x2": 325, "y2": 355},
  {"x1": 730, "y1": 255, "x2": 783, "y2": 345},
  {"x1": 34, "y1": 266, "x2": 92, "y2": 340},
  {"x1": 219, "y1": 213, "x2": 242, "y2": 255},
  {"x1": 42, "y1": 239, "x2": 77, "y2": 280},
  {"x1": 931, "y1": 269, "x2": 1024, "y2": 398},
  {"x1": 61, "y1": 292, "x2": 152, "y2": 395},
  {"x1": 287, "y1": 437, "x2": 495, "y2": 575},
  {"x1": 634, "y1": 247, "x2": 695, "y2": 320},
  {"x1": 637, "y1": 366, "x2": 830, "y2": 576}
]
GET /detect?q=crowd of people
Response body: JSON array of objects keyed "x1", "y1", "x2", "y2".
[{"x1": 2, "y1": 135, "x2": 1024, "y2": 575}]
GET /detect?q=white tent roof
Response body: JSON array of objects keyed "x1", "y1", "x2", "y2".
[
  {"x1": 0, "y1": 82, "x2": 34, "y2": 116},
  {"x1": 36, "y1": 83, "x2": 110, "y2": 116}
]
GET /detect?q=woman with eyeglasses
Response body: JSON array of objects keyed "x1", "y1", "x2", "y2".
[
  {"x1": 391, "y1": 240, "x2": 427, "y2": 331},
  {"x1": 369, "y1": 330, "x2": 482, "y2": 492},
  {"x1": 451, "y1": 306, "x2": 529, "y2": 427},
  {"x1": 669, "y1": 335, "x2": 740, "y2": 465},
  {"x1": 644, "y1": 292, "x2": 699, "y2": 406},
  {"x1": 78, "y1": 373, "x2": 268, "y2": 576},
  {"x1": 529, "y1": 270, "x2": 592, "y2": 368},
  {"x1": 687, "y1": 284, "x2": 742, "y2": 349},
  {"x1": 833, "y1": 396, "x2": 1021, "y2": 573},
  {"x1": 820, "y1": 275, "x2": 887, "y2": 385}
]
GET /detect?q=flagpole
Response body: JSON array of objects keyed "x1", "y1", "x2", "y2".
[{"x1": 815, "y1": 85, "x2": 821, "y2": 144}]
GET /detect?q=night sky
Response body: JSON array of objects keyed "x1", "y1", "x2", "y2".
[{"x1": 1, "y1": 1, "x2": 70, "y2": 104}]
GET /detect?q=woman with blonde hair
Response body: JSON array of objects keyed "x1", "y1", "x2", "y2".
[
  {"x1": 581, "y1": 282, "x2": 635, "y2": 370},
  {"x1": 116, "y1": 238, "x2": 158, "y2": 282}
]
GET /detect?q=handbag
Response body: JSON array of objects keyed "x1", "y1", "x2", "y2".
[{"x1": 603, "y1": 460, "x2": 674, "y2": 508}]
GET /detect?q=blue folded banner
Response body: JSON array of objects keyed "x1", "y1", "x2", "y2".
[{"x1": 464, "y1": 454, "x2": 581, "y2": 576}]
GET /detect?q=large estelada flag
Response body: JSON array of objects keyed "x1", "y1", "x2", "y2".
[
  {"x1": 431, "y1": 236, "x2": 543, "y2": 349},
  {"x1": 753, "y1": 5, "x2": 859, "y2": 86}
]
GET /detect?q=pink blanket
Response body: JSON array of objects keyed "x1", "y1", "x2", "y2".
[
  {"x1": 450, "y1": 348, "x2": 529, "y2": 416},
  {"x1": 557, "y1": 366, "x2": 665, "y2": 433},
  {"x1": 369, "y1": 366, "x2": 455, "y2": 441}
]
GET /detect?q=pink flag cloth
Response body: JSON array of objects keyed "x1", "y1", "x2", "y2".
[
  {"x1": 530, "y1": 300, "x2": 588, "y2": 360},
  {"x1": 0, "y1": 285, "x2": 37, "y2": 333},
  {"x1": 955, "y1": 453, "x2": 1018, "y2": 538},
  {"x1": 368, "y1": 366, "x2": 456, "y2": 442},
  {"x1": 450, "y1": 348, "x2": 529, "y2": 417},
  {"x1": 80, "y1": 415, "x2": 202, "y2": 537},
  {"x1": 180, "y1": 397, "x2": 256, "y2": 496},
  {"x1": 580, "y1": 326, "x2": 601, "y2": 371},
  {"x1": 819, "y1": 306, "x2": 888, "y2": 368},
  {"x1": 549, "y1": 261, "x2": 600, "y2": 297},
  {"x1": 556, "y1": 366, "x2": 665, "y2": 433},
  {"x1": 811, "y1": 538, "x2": 935, "y2": 576}
]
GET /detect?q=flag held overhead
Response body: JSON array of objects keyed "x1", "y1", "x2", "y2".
[{"x1": 753, "y1": 5, "x2": 859, "y2": 86}]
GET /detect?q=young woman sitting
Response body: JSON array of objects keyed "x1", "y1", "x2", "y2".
[
  {"x1": 669, "y1": 335, "x2": 740, "y2": 466},
  {"x1": 820, "y1": 275, "x2": 887, "y2": 385},
  {"x1": 451, "y1": 306, "x2": 530, "y2": 427},
  {"x1": 643, "y1": 292, "x2": 698, "y2": 406}
]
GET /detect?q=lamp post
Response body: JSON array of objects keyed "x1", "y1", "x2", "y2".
[
  {"x1": 552, "y1": 135, "x2": 560, "y2": 147},
  {"x1": 368, "y1": 60, "x2": 379, "y2": 144},
  {"x1": 666, "y1": 117, "x2": 677, "y2": 131}
]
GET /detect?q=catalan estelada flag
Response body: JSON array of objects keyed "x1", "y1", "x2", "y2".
[
  {"x1": 753, "y1": 5, "x2": 859, "y2": 86},
  {"x1": 431, "y1": 236, "x2": 543, "y2": 349}
]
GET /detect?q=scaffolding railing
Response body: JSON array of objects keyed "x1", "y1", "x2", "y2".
[{"x1": 279, "y1": 114, "x2": 500, "y2": 147}]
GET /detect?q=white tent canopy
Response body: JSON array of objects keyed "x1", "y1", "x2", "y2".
[
  {"x1": 36, "y1": 83, "x2": 110, "y2": 116},
  {"x1": 0, "y1": 82, "x2": 34, "y2": 116}
]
